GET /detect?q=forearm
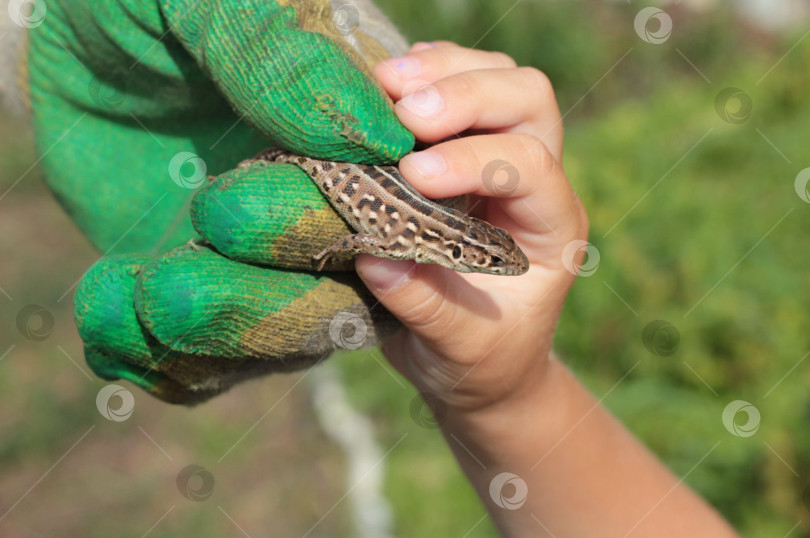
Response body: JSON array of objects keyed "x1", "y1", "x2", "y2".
[{"x1": 439, "y1": 356, "x2": 739, "y2": 537}]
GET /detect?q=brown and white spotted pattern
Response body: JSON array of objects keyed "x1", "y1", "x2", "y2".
[{"x1": 246, "y1": 148, "x2": 530, "y2": 276}]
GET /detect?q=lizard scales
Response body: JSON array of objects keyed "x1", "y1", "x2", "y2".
[{"x1": 251, "y1": 148, "x2": 530, "y2": 276}]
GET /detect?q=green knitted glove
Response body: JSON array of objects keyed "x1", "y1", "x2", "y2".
[{"x1": 26, "y1": 0, "x2": 414, "y2": 403}]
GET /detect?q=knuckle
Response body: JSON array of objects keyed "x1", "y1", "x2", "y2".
[
  {"x1": 450, "y1": 71, "x2": 481, "y2": 102},
  {"x1": 396, "y1": 271, "x2": 466, "y2": 335},
  {"x1": 516, "y1": 134, "x2": 556, "y2": 176},
  {"x1": 517, "y1": 66, "x2": 554, "y2": 100},
  {"x1": 489, "y1": 51, "x2": 518, "y2": 68},
  {"x1": 398, "y1": 286, "x2": 447, "y2": 328}
]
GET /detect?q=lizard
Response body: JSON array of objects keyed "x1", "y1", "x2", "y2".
[{"x1": 242, "y1": 148, "x2": 530, "y2": 276}]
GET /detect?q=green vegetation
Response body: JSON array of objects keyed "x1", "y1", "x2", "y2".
[
  {"x1": 1, "y1": 1, "x2": 808, "y2": 536},
  {"x1": 349, "y1": 1, "x2": 810, "y2": 535}
]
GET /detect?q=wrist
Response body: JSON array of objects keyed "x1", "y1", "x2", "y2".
[{"x1": 438, "y1": 355, "x2": 576, "y2": 467}]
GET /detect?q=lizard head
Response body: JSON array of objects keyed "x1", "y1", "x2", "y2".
[{"x1": 447, "y1": 224, "x2": 530, "y2": 276}]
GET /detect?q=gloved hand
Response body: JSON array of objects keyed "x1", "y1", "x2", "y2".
[{"x1": 24, "y1": 0, "x2": 415, "y2": 403}]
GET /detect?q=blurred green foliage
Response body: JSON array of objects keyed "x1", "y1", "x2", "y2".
[
  {"x1": 344, "y1": 1, "x2": 810, "y2": 536},
  {"x1": 2, "y1": 0, "x2": 809, "y2": 536}
]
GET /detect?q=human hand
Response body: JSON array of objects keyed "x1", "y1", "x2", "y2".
[
  {"x1": 28, "y1": 0, "x2": 412, "y2": 252},
  {"x1": 356, "y1": 41, "x2": 589, "y2": 413},
  {"x1": 25, "y1": 0, "x2": 413, "y2": 403}
]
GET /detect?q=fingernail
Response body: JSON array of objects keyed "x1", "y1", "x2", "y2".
[
  {"x1": 383, "y1": 56, "x2": 421, "y2": 79},
  {"x1": 398, "y1": 85, "x2": 444, "y2": 118},
  {"x1": 402, "y1": 150, "x2": 446, "y2": 178},
  {"x1": 359, "y1": 258, "x2": 414, "y2": 292},
  {"x1": 410, "y1": 42, "x2": 437, "y2": 52}
]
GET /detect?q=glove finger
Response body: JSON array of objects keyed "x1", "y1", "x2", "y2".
[
  {"x1": 161, "y1": 0, "x2": 414, "y2": 163},
  {"x1": 134, "y1": 244, "x2": 399, "y2": 360},
  {"x1": 75, "y1": 255, "x2": 222, "y2": 404},
  {"x1": 191, "y1": 158, "x2": 353, "y2": 270},
  {"x1": 76, "y1": 253, "x2": 392, "y2": 404}
]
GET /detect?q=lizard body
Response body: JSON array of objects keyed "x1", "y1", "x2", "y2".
[{"x1": 245, "y1": 149, "x2": 530, "y2": 276}]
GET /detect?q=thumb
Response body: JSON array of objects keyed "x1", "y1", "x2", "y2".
[
  {"x1": 355, "y1": 255, "x2": 496, "y2": 353},
  {"x1": 356, "y1": 255, "x2": 504, "y2": 395},
  {"x1": 355, "y1": 255, "x2": 449, "y2": 320},
  {"x1": 355, "y1": 255, "x2": 456, "y2": 380},
  {"x1": 355, "y1": 255, "x2": 457, "y2": 337}
]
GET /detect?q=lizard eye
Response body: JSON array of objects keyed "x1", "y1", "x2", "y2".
[
  {"x1": 490, "y1": 256, "x2": 504, "y2": 267},
  {"x1": 452, "y1": 245, "x2": 462, "y2": 259}
]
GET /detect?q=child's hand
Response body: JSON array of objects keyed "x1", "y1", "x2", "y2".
[
  {"x1": 364, "y1": 44, "x2": 737, "y2": 538},
  {"x1": 357, "y1": 42, "x2": 588, "y2": 414}
]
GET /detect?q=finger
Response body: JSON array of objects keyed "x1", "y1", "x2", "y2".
[
  {"x1": 398, "y1": 134, "x2": 580, "y2": 239},
  {"x1": 192, "y1": 158, "x2": 353, "y2": 271},
  {"x1": 161, "y1": 0, "x2": 414, "y2": 163},
  {"x1": 390, "y1": 67, "x2": 562, "y2": 159},
  {"x1": 375, "y1": 42, "x2": 517, "y2": 100},
  {"x1": 354, "y1": 256, "x2": 500, "y2": 362}
]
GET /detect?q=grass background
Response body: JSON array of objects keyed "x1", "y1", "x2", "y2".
[{"x1": 2, "y1": 0, "x2": 810, "y2": 536}]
